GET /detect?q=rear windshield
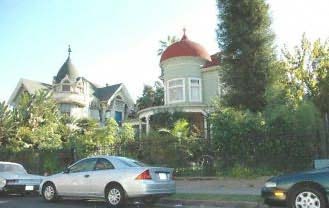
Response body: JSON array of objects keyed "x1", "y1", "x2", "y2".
[
  {"x1": 0, "y1": 164, "x2": 27, "y2": 174},
  {"x1": 116, "y1": 157, "x2": 147, "y2": 167}
]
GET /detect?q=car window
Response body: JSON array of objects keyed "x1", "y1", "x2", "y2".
[
  {"x1": 0, "y1": 164, "x2": 27, "y2": 174},
  {"x1": 116, "y1": 157, "x2": 148, "y2": 167},
  {"x1": 69, "y1": 158, "x2": 97, "y2": 173},
  {"x1": 95, "y1": 158, "x2": 114, "y2": 171}
]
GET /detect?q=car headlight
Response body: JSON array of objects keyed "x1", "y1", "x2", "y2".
[
  {"x1": 0, "y1": 177, "x2": 6, "y2": 188},
  {"x1": 265, "y1": 181, "x2": 277, "y2": 188}
]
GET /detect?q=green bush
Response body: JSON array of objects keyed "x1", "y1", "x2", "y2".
[{"x1": 211, "y1": 101, "x2": 322, "y2": 173}]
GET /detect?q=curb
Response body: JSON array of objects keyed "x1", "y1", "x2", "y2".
[{"x1": 158, "y1": 198, "x2": 267, "y2": 208}]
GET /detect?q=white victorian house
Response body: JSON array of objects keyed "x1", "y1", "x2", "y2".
[
  {"x1": 9, "y1": 47, "x2": 134, "y2": 125},
  {"x1": 137, "y1": 31, "x2": 221, "y2": 138}
]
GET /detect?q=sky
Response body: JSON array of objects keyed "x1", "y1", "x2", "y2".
[{"x1": 0, "y1": 0, "x2": 328, "y2": 102}]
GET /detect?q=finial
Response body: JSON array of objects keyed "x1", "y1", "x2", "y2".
[
  {"x1": 68, "y1": 45, "x2": 72, "y2": 57},
  {"x1": 181, "y1": 27, "x2": 188, "y2": 40}
]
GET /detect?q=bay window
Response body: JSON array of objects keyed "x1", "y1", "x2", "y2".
[
  {"x1": 189, "y1": 78, "x2": 201, "y2": 102},
  {"x1": 167, "y1": 78, "x2": 185, "y2": 103}
]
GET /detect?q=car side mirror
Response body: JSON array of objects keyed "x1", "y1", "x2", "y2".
[{"x1": 63, "y1": 167, "x2": 70, "y2": 174}]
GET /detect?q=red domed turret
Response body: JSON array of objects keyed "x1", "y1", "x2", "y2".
[{"x1": 160, "y1": 30, "x2": 211, "y2": 63}]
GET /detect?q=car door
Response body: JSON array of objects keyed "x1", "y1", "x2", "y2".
[
  {"x1": 55, "y1": 158, "x2": 97, "y2": 197},
  {"x1": 90, "y1": 158, "x2": 115, "y2": 196}
]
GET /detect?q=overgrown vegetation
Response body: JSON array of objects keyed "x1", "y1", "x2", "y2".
[{"x1": 213, "y1": 0, "x2": 329, "y2": 175}]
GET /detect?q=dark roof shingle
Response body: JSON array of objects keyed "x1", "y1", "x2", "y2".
[{"x1": 94, "y1": 83, "x2": 122, "y2": 101}]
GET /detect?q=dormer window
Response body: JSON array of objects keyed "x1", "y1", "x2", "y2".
[{"x1": 62, "y1": 80, "x2": 71, "y2": 92}]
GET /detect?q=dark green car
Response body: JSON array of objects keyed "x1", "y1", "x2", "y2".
[{"x1": 262, "y1": 168, "x2": 329, "y2": 208}]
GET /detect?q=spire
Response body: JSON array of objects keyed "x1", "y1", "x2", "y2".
[
  {"x1": 181, "y1": 27, "x2": 188, "y2": 41},
  {"x1": 54, "y1": 45, "x2": 79, "y2": 83},
  {"x1": 68, "y1": 45, "x2": 72, "y2": 57}
]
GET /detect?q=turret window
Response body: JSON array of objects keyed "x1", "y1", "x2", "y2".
[
  {"x1": 62, "y1": 80, "x2": 71, "y2": 92},
  {"x1": 189, "y1": 78, "x2": 202, "y2": 102},
  {"x1": 168, "y1": 78, "x2": 185, "y2": 103}
]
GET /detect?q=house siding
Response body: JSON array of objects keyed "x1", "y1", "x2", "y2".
[
  {"x1": 202, "y1": 68, "x2": 220, "y2": 104},
  {"x1": 163, "y1": 57, "x2": 204, "y2": 106}
]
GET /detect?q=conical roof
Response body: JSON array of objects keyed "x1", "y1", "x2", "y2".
[{"x1": 54, "y1": 49, "x2": 79, "y2": 83}]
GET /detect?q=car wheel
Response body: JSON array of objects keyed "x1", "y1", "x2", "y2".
[
  {"x1": 42, "y1": 183, "x2": 57, "y2": 202},
  {"x1": 105, "y1": 185, "x2": 126, "y2": 208},
  {"x1": 289, "y1": 186, "x2": 327, "y2": 208}
]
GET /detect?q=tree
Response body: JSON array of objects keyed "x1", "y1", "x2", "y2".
[
  {"x1": 14, "y1": 91, "x2": 62, "y2": 150},
  {"x1": 282, "y1": 35, "x2": 329, "y2": 156},
  {"x1": 216, "y1": 0, "x2": 276, "y2": 112},
  {"x1": 157, "y1": 35, "x2": 179, "y2": 56},
  {"x1": 136, "y1": 81, "x2": 164, "y2": 111},
  {"x1": 282, "y1": 34, "x2": 329, "y2": 115},
  {"x1": 0, "y1": 102, "x2": 17, "y2": 148}
]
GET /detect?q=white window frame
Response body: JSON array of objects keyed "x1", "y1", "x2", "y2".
[
  {"x1": 167, "y1": 78, "x2": 185, "y2": 104},
  {"x1": 189, "y1": 78, "x2": 202, "y2": 102},
  {"x1": 62, "y1": 79, "x2": 71, "y2": 92}
]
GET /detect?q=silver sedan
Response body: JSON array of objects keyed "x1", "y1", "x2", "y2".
[
  {"x1": 0, "y1": 161, "x2": 44, "y2": 194},
  {"x1": 40, "y1": 156, "x2": 176, "y2": 207}
]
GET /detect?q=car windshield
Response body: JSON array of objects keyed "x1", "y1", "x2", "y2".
[
  {"x1": 0, "y1": 163, "x2": 27, "y2": 174},
  {"x1": 117, "y1": 157, "x2": 148, "y2": 167}
]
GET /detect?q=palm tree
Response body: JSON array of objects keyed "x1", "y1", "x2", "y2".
[{"x1": 157, "y1": 35, "x2": 179, "y2": 56}]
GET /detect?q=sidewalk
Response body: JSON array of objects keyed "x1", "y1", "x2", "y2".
[
  {"x1": 175, "y1": 176, "x2": 268, "y2": 195},
  {"x1": 158, "y1": 177, "x2": 271, "y2": 208}
]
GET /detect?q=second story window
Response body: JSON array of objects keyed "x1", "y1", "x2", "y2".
[
  {"x1": 168, "y1": 78, "x2": 185, "y2": 103},
  {"x1": 62, "y1": 80, "x2": 71, "y2": 92},
  {"x1": 189, "y1": 78, "x2": 201, "y2": 102}
]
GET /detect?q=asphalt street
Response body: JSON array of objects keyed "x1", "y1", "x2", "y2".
[{"x1": 0, "y1": 194, "x2": 165, "y2": 208}]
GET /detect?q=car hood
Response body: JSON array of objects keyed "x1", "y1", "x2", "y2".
[
  {"x1": 0, "y1": 172, "x2": 44, "y2": 180},
  {"x1": 270, "y1": 167, "x2": 329, "y2": 182}
]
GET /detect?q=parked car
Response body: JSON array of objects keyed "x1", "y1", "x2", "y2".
[
  {"x1": 0, "y1": 161, "x2": 44, "y2": 195},
  {"x1": 40, "y1": 156, "x2": 176, "y2": 207},
  {"x1": 262, "y1": 167, "x2": 329, "y2": 208}
]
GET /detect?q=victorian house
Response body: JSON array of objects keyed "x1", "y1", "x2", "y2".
[
  {"x1": 8, "y1": 47, "x2": 134, "y2": 125},
  {"x1": 137, "y1": 30, "x2": 221, "y2": 138}
]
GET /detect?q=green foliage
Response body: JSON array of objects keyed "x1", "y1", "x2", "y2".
[
  {"x1": 172, "y1": 119, "x2": 189, "y2": 138},
  {"x1": 211, "y1": 100, "x2": 321, "y2": 172},
  {"x1": 119, "y1": 123, "x2": 135, "y2": 144},
  {"x1": 0, "y1": 101, "x2": 17, "y2": 148},
  {"x1": 102, "y1": 118, "x2": 119, "y2": 145},
  {"x1": 136, "y1": 81, "x2": 164, "y2": 111},
  {"x1": 13, "y1": 91, "x2": 62, "y2": 150},
  {"x1": 282, "y1": 34, "x2": 329, "y2": 115},
  {"x1": 138, "y1": 130, "x2": 208, "y2": 170},
  {"x1": 216, "y1": 0, "x2": 276, "y2": 112},
  {"x1": 150, "y1": 112, "x2": 202, "y2": 137},
  {"x1": 227, "y1": 164, "x2": 254, "y2": 178},
  {"x1": 157, "y1": 35, "x2": 179, "y2": 56},
  {"x1": 42, "y1": 152, "x2": 61, "y2": 174}
]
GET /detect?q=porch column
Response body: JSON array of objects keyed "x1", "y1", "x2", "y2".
[
  {"x1": 203, "y1": 115, "x2": 208, "y2": 140},
  {"x1": 146, "y1": 116, "x2": 150, "y2": 135},
  {"x1": 138, "y1": 118, "x2": 142, "y2": 139}
]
